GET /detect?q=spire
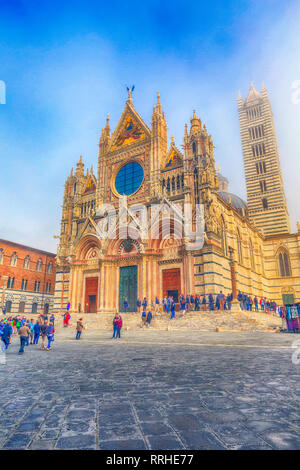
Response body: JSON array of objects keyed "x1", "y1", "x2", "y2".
[
  {"x1": 127, "y1": 88, "x2": 133, "y2": 104},
  {"x1": 245, "y1": 83, "x2": 261, "y2": 103},
  {"x1": 190, "y1": 109, "x2": 202, "y2": 134},
  {"x1": 261, "y1": 82, "x2": 268, "y2": 94},
  {"x1": 90, "y1": 164, "x2": 93, "y2": 175},
  {"x1": 156, "y1": 91, "x2": 162, "y2": 113},
  {"x1": 75, "y1": 155, "x2": 84, "y2": 176},
  {"x1": 70, "y1": 167, "x2": 73, "y2": 177},
  {"x1": 184, "y1": 123, "x2": 188, "y2": 137},
  {"x1": 104, "y1": 114, "x2": 110, "y2": 137}
]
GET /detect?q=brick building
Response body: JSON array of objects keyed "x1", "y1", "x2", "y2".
[{"x1": 0, "y1": 239, "x2": 56, "y2": 315}]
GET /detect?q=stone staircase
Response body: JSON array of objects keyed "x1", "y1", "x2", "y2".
[{"x1": 49, "y1": 309, "x2": 282, "y2": 333}]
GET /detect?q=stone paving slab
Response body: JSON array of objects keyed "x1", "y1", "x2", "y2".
[{"x1": 0, "y1": 331, "x2": 299, "y2": 450}]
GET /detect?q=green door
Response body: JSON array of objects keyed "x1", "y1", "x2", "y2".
[
  {"x1": 119, "y1": 266, "x2": 138, "y2": 312},
  {"x1": 282, "y1": 294, "x2": 294, "y2": 305}
]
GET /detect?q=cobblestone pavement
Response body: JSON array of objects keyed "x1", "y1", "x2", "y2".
[{"x1": 0, "y1": 331, "x2": 299, "y2": 450}]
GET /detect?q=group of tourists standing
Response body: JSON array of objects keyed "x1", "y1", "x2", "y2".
[{"x1": 0, "y1": 314, "x2": 55, "y2": 354}]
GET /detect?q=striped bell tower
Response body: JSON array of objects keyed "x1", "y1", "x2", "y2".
[{"x1": 238, "y1": 83, "x2": 290, "y2": 236}]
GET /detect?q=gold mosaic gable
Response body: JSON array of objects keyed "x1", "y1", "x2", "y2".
[
  {"x1": 111, "y1": 113, "x2": 147, "y2": 150},
  {"x1": 164, "y1": 148, "x2": 182, "y2": 169},
  {"x1": 84, "y1": 176, "x2": 96, "y2": 194}
]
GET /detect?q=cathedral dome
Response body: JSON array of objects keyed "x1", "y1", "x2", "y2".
[{"x1": 218, "y1": 191, "x2": 248, "y2": 214}]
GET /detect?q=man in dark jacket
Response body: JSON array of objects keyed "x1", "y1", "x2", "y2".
[
  {"x1": 1, "y1": 321, "x2": 13, "y2": 350},
  {"x1": 33, "y1": 321, "x2": 41, "y2": 345},
  {"x1": 146, "y1": 311, "x2": 152, "y2": 327}
]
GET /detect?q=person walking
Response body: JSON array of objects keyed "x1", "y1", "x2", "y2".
[
  {"x1": 170, "y1": 301, "x2": 175, "y2": 319},
  {"x1": 124, "y1": 298, "x2": 129, "y2": 313},
  {"x1": 141, "y1": 309, "x2": 147, "y2": 326},
  {"x1": 208, "y1": 293, "x2": 214, "y2": 311},
  {"x1": 33, "y1": 320, "x2": 41, "y2": 345},
  {"x1": 76, "y1": 318, "x2": 84, "y2": 340},
  {"x1": 18, "y1": 323, "x2": 31, "y2": 355},
  {"x1": 137, "y1": 298, "x2": 141, "y2": 313},
  {"x1": 155, "y1": 296, "x2": 160, "y2": 314},
  {"x1": 1, "y1": 321, "x2": 13, "y2": 351},
  {"x1": 146, "y1": 310, "x2": 152, "y2": 327},
  {"x1": 40, "y1": 321, "x2": 48, "y2": 350},
  {"x1": 46, "y1": 322, "x2": 55, "y2": 350}
]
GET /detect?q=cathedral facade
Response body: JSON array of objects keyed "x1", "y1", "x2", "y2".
[{"x1": 54, "y1": 85, "x2": 300, "y2": 314}]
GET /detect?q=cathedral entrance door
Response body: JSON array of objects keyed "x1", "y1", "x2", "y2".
[
  {"x1": 119, "y1": 266, "x2": 137, "y2": 312},
  {"x1": 163, "y1": 268, "x2": 181, "y2": 307},
  {"x1": 85, "y1": 277, "x2": 98, "y2": 313}
]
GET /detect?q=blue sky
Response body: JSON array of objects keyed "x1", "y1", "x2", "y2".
[{"x1": 0, "y1": 0, "x2": 300, "y2": 251}]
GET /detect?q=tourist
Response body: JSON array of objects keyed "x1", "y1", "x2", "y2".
[
  {"x1": 124, "y1": 298, "x2": 129, "y2": 313},
  {"x1": 112, "y1": 313, "x2": 119, "y2": 339},
  {"x1": 217, "y1": 291, "x2": 225, "y2": 310},
  {"x1": 1, "y1": 320, "x2": 13, "y2": 350},
  {"x1": 50, "y1": 313, "x2": 55, "y2": 325},
  {"x1": 170, "y1": 301, "x2": 175, "y2": 319},
  {"x1": 195, "y1": 295, "x2": 200, "y2": 311},
  {"x1": 226, "y1": 293, "x2": 232, "y2": 310},
  {"x1": 18, "y1": 322, "x2": 31, "y2": 355},
  {"x1": 201, "y1": 295, "x2": 207, "y2": 311},
  {"x1": 141, "y1": 309, "x2": 147, "y2": 326},
  {"x1": 155, "y1": 296, "x2": 160, "y2": 314},
  {"x1": 137, "y1": 298, "x2": 141, "y2": 313},
  {"x1": 40, "y1": 321, "x2": 48, "y2": 350},
  {"x1": 46, "y1": 322, "x2": 55, "y2": 350},
  {"x1": 146, "y1": 310, "x2": 152, "y2": 327},
  {"x1": 185, "y1": 295, "x2": 190, "y2": 312},
  {"x1": 116, "y1": 314, "x2": 123, "y2": 338},
  {"x1": 208, "y1": 293, "x2": 214, "y2": 311},
  {"x1": 142, "y1": 297, "x2": 147, "y2": 310},
  {"x1": 78, "y1": 303, "x2": 81, "y2": 313},
  {"x1": 238, "y1": 291, "x2": 243, "y2": 310},
  {"x1": 180, "y1": 296, "x2": 185, "y2": 316},
  {"x1": 190, "y1": 295, "x2": 195, "y2": 311},
  {"x1": 33, "y1": 320, "x2": 41, "y2": 345},
  {"x1": 76, "y1": 318, "x2": 84, "y2": 340},
  {"x1": 254, "y1": 296, "x2": 258, "y2": 312}
]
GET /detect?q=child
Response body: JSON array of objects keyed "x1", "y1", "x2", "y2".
[
  {"x1": 141, "y1": 309, "x2": 147, "y2": 326},
  {"x1": 46, "y1": 322, "x2": 55, "y2": 350}
]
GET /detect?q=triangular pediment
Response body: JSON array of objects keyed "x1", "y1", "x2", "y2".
[
  {"x1": 75, "y1": 216, "x2": 98, "y2": 244},
  {"x1": 110, "y1": 101, "x2": 151, "y2": 151},
  {"x1": 163, "y1": 143, "x2": 183, "y2": 169}
]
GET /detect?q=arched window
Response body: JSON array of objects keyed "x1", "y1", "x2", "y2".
[
  {"x1": 31, "y1": 302, "x2": 38, "y2": 314},
  {"x1": 24, "y1": 255, "x2": 30, "y2": 269},
  {"x1": 249, "y1": 240, "x2": 255, "y2": 271},
  {"x1": 237, "y1": 229, "x2": 243, "y2": 264},
  {"x1": 48, "y1": 261, "x2": 53, "y2": 274},
  {"x1": 172, "y1": 176, "x2": 175, "y2": 191},
  {"x1": 278, "y1": 249, "x2": 291, "y2": 277},
  {"x1": 36, "y1": 258, "x2": 43, "y2": 272},
  {"x1": 10, "y1": 252, "x2": 17, "y2": 266},
  {"x1": 7, "y1": 277, "x2": 14, "y2": 289},
  {"x1": 0, "y1": 249, "x2": 3, "y2": 264},
  {"x1": 221, "y1": 217, "x2": 227, "y2": 257},
  {"x1": 192, "y1": 141, "x2": 197, "y2": 154},
  {"x1": 5, "y1": 300, "x2": 12, "y2": 313},
  {"x1": 19, "y1": 301, "x2": 25, "y2": 313}
]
